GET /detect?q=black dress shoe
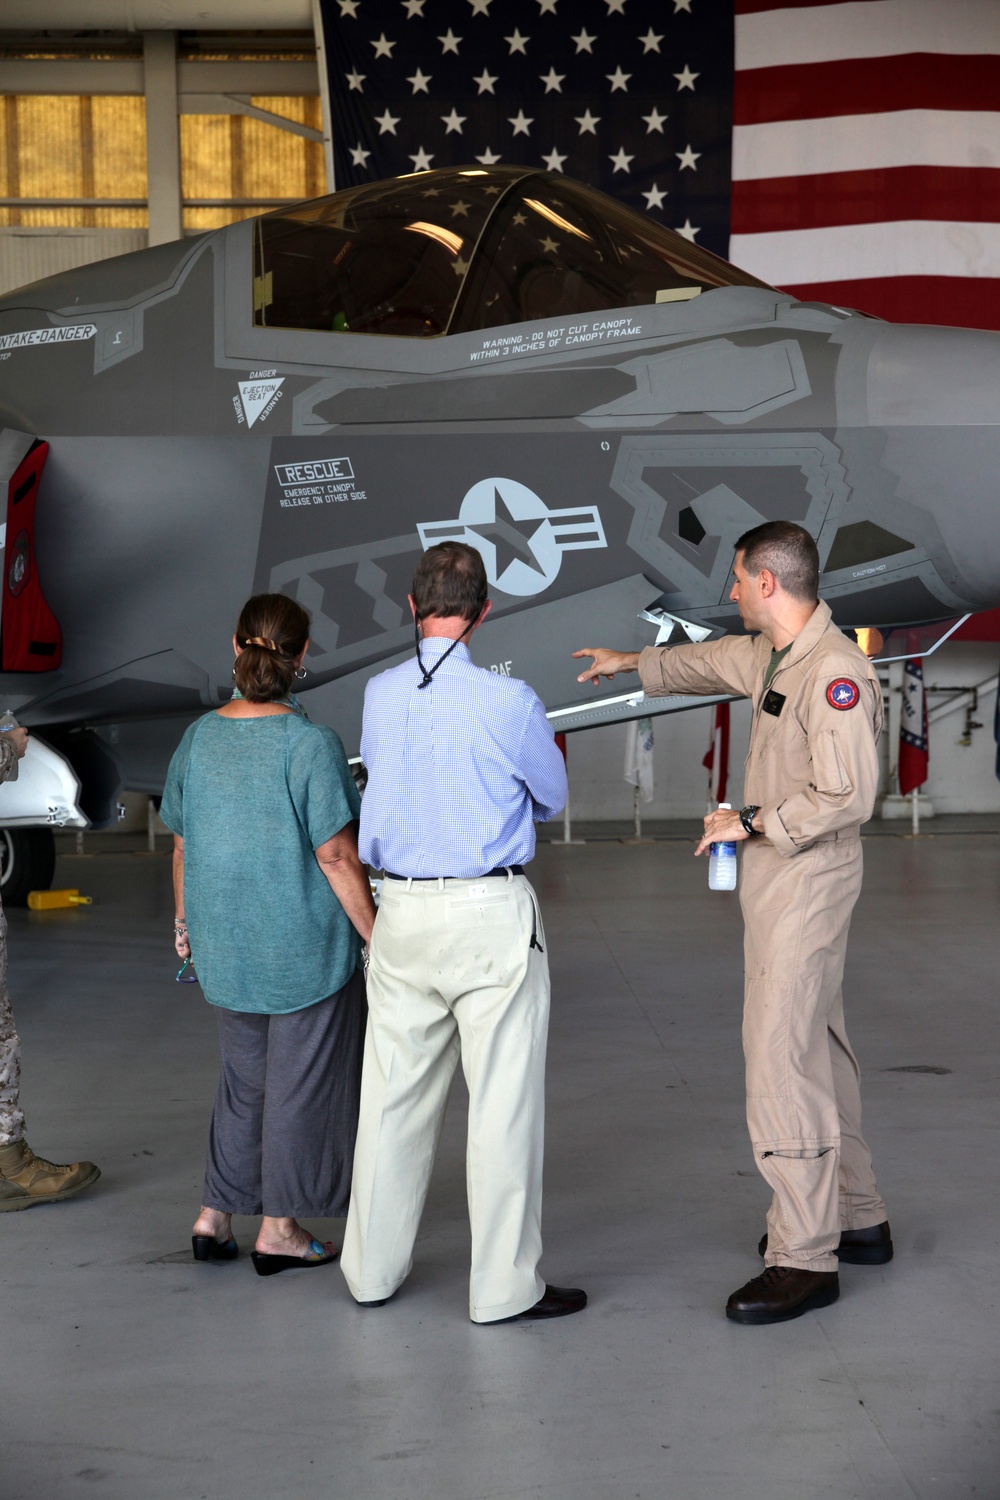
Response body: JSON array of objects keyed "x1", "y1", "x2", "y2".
[
  {"x1": 727, "y1": 1266, "x2": 839, "y2": 1325},
  {"x1": 485, "y1": 1285, "x2": 587, "y2": 1324},
  {"x1": 757, "y1": 1220, "x2": 893, "y2": 1265},
  {"x1": 191, "y1": 1233, "x2": 239, "y2": 1263}
]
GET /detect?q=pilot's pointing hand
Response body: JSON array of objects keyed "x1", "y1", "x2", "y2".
[{"x1": 572, "y1": 648, "x2": 640, "y2": 686}]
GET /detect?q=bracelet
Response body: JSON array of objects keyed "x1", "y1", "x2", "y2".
[{"x1": 174, "y1": 920, "x2": 188, "y2": 931}]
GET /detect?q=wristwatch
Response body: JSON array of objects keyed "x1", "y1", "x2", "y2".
[{"x1": 740, "y1": 805, "x2": 762, "y2": 836}]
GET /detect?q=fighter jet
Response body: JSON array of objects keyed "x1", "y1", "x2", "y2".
[{"x1": 1, "y1": 165, "x2": 998, "y2": 894}]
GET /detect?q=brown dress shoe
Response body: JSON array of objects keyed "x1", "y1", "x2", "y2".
[
  {"x1": 0, "y1": 1139, "x2": 101, "y2": 1212},
  {"x1": 726, "y1": 1266, "x2": 839, "y2": 1325},
  {"x1": 757, "y1": 1221, "x2": 893, "y2": 1266}
]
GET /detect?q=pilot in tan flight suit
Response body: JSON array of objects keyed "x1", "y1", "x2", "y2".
[{"x1": 574, "y1": 520, "x2": 892, "y2": 1325}]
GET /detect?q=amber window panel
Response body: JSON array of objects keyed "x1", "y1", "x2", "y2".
[{"x1": 0, "y1": 95, "x2": 148, "y2": 228}]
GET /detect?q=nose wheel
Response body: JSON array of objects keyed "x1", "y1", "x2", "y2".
[{"x1": 0, "y1": 828, "x2": 56, "y2": 906}]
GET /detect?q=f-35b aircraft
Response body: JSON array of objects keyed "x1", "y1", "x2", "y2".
[{"x1": 0, "y1": 165, "x2": 998, "y2": 895}]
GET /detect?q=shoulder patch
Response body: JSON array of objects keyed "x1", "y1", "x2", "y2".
[{"x1": 826, "y1": 677, "x2": 860, "y2": 711}]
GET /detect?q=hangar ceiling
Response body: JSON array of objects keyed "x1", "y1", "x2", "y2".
[{"x1": 0, "y1": 1, "x2": 311, "y2": 28}]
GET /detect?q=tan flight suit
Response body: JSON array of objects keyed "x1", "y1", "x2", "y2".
[{"x1": 639, "y1": 599, "x2": 887, "y2": 1272}]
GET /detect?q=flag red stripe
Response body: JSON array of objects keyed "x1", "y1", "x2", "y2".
[
  {"x1": 731, "y1": 166, "x2": 1000, "y2": 234},
  {"x1": 736, "y1": 0, "x2": 846, "y2": 12},
  {"x1": 735, "y1": 54, "x2": 1000, "y2": 126},
  {"x1": 770, "y1": 275, "x2": 1000, "y2": 331}
]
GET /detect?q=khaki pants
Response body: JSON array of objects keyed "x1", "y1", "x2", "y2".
[
  {"x1": 741, "y1": 835, "x2": 886, "y2": 1273},
  {"x1": 341, "y1": 872, "x2": 549, "y2": 1322}
]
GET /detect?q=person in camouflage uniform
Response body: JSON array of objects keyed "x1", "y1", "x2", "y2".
[{"x1": 0, "y1": 727, "x2": 100, "y2": 1210}]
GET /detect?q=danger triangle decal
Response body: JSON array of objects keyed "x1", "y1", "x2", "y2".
[{"x1": 238, "y1": 378, "x2": 284, "y2": 427}]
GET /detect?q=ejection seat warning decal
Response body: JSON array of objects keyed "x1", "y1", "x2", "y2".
[
  {"x1": 0, "y1": 324, "x2": 97, "y2": 352},
  {"x1": 273, "y1": 457, "x2": 366, "y2": 508},
  {"x1": 234, "y1": 374, "x2": 284, "y2": 427}
]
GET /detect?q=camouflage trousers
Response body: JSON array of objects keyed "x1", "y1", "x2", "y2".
[{"x1": 0, "y1": 908, "x2": 25, "y2": 1146}]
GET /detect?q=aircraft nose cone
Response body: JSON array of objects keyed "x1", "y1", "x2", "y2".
[
  {"x1": 866, "y1": 322, "x2": 1000, "y2": 428},
  {"x1": 862, "y1": 321, "x2": 1000, "y2": 611}
]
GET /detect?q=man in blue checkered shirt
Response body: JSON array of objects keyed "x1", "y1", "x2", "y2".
[{"x1": 341, "y1": 542, "x2": 586, "y2": 1325}]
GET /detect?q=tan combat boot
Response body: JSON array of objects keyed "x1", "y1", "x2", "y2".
[{"x1": 0, "y1": 1139, "x2": 100, "y2": 1211}]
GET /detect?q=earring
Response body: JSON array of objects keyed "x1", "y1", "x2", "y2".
[
  {"x1": 294, "y1": 667, "x2": 308, "y2": 680},
  {"x1": 232, "y1": 663, "x2": 237, "y2": 678}
]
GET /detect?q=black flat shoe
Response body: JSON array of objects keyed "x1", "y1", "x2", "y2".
[
  {"x1": 191, "y1": 1233, "x2": 239, "y2": 1263},
  {"x1": 250, "y1": 1237, "x2": 338, "y2": 1277}
]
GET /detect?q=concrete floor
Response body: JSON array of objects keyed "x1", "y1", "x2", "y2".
[{"x1": 2, "y1": 826, "x2": 999, "y2": 1500}]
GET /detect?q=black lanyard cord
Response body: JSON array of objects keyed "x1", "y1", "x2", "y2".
[{"x1": 415, "y1": 618, "x2": 474, "y2": 689}]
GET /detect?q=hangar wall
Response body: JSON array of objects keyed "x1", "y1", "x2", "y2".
[{"x1": 561, "y1": 641, "x2": 1000, "y2": 822}]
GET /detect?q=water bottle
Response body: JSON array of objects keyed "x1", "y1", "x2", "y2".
[
  {"x1": 708, "y1": 801, "x2": 737, "y2": 890},
  {"x1": 0, "y1": 708, "x2": 20, "y2": 782}
]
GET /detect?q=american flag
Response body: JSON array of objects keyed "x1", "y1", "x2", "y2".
[
  {"x1": 318, "y1": 0, "x2": 1000, "y2": 330},
  {"x1": 730, "y1": 0, "x2": 1000, "y2": 330},
  {"x1": 317, "y1": 0, "x2": 736, "y2": 257}
]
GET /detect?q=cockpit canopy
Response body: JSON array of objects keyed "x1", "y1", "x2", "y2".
[{"x1": 253, "y1": 166, "x2": 774, "y2": 340}]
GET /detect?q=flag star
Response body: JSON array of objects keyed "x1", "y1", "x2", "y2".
[
  {"x1": 676, "y1": 143, "x2": 701, "y2": 170},
  {"x1": 468, "y1": 0, "x2": 492, "y2": 13},
  {"x1": 375, "y1": 109, "x2": 401, "y2": 136},
  {"x1": 441, "y1": 108, "x2": 467, "y2": 134},
  {"x1": 575, "y1": 108, "x2": 601, "y2": 134},
  {"x1": 345, "y1": 69, "x2": 365, "y2": 91},
  {"x1": 542, "y1": 147, "x2": 567, "y2": 172},
  {"x1": 371, "y1": 34, "x2": 395, "y2": 58},
  {"x1": 509, "y1": 109, "x2": 534, "y2": 135},
  {"x1": 605, "y1": 0, "x2": 627, "y2": 13},
  {"x1": 349, "y1": 142, "x2": 371, "y2": 167},
  {"x1": 476, "y1": 146, "x2": 502, "y2": 164},
  {"x1": 674, "y1": 0, "x2": 693, "y2": 10},
  {"x1": 439, "y1": 28, "x2": 462, "y2": 53},
  {"x1": 540, "y1": 235, "x2": 560, "y2": 254},
  {"x1": 505, "y1": 28, "x2": 530, "y2": 53},
  {"x1": 338, "y1": 0, "x2": 359, "y2": 14},
  {"x1": 639, "y1": 28, "x2": 663, "y2": 53},
  {"x1": 606, "y1": 66, "x2": 631, "y2": 92},
  {"x1": 402, "y1": 0, "x2": 425, "y2": 15},
  {"x1": 676, "y1": 218, "x2": 700, "y2": 241},
  {"x1": 407, "y1": 68, "x2": 432, "y2": 93},
  {"x1": 410, "y1": 146, "x2": 434, "y2": 171},
  {"x1": 537, "y1": 0, "x2": 559, "y2": 12},
  {"x1": 674, "y1": 64, "x2": 699, "y2": 90},
  {"x1": 642, "y1": 106, "x2": 668, "y2": 134},
  {"x1": 474, "y1": 68, "x2": 498, "y2": 93},
  {"x1": 422, "y1": 187, "x2": 441, "y2": 196},
  {"x1": 609, "y1": 146, "x2": 635, "y2": 173},
  {"x1": 642, "y1": 183, "x2": 667, "y2": 210},
  {"x1": 512, "y1": 211, "x2": 528, "y2": 225},
  {"x1": 572, "y1": 28, "x2": 596, "y2": 52},
  {"x1": 453, "y1": 256, "x2": 471, "y2": 276},
  {"x1": 450, "y1": 200, "x2": 472, "y2": 218},
  {"x1": 540, "y1": 67, "x2": 565, "y2": 92}
]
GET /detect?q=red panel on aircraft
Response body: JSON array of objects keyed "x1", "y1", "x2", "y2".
[{"x1": 2, "y1": 440, "x2": 63, "y2": 672}]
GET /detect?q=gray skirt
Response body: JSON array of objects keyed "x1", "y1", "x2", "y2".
[{"x1": 202, "y1": 968, "x2": 366, "y2": 1218}]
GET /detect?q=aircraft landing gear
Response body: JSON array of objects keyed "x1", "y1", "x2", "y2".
[{"x1": 0, "y1": 828, "x2": 56, "y2": 907}]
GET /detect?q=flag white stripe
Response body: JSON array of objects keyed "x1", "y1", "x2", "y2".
[
  {"x1": 736, "y1": 0, "x2": 1000, "y2": 72},
  {"x1": 729, "y1": 219, "x2": 1000, "y2": 285},
  {"x1": 733, "y1": 111, "x2": 1000, "y2": 182}
]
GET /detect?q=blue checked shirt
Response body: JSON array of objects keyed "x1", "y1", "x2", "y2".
[{"x1": 359, "y1": 638, "x2": 567, "y2": 878}]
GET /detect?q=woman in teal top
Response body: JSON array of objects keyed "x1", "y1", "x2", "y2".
[{"x1": 161, "y1": 593, "x2": 376, "y2": 1277}]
